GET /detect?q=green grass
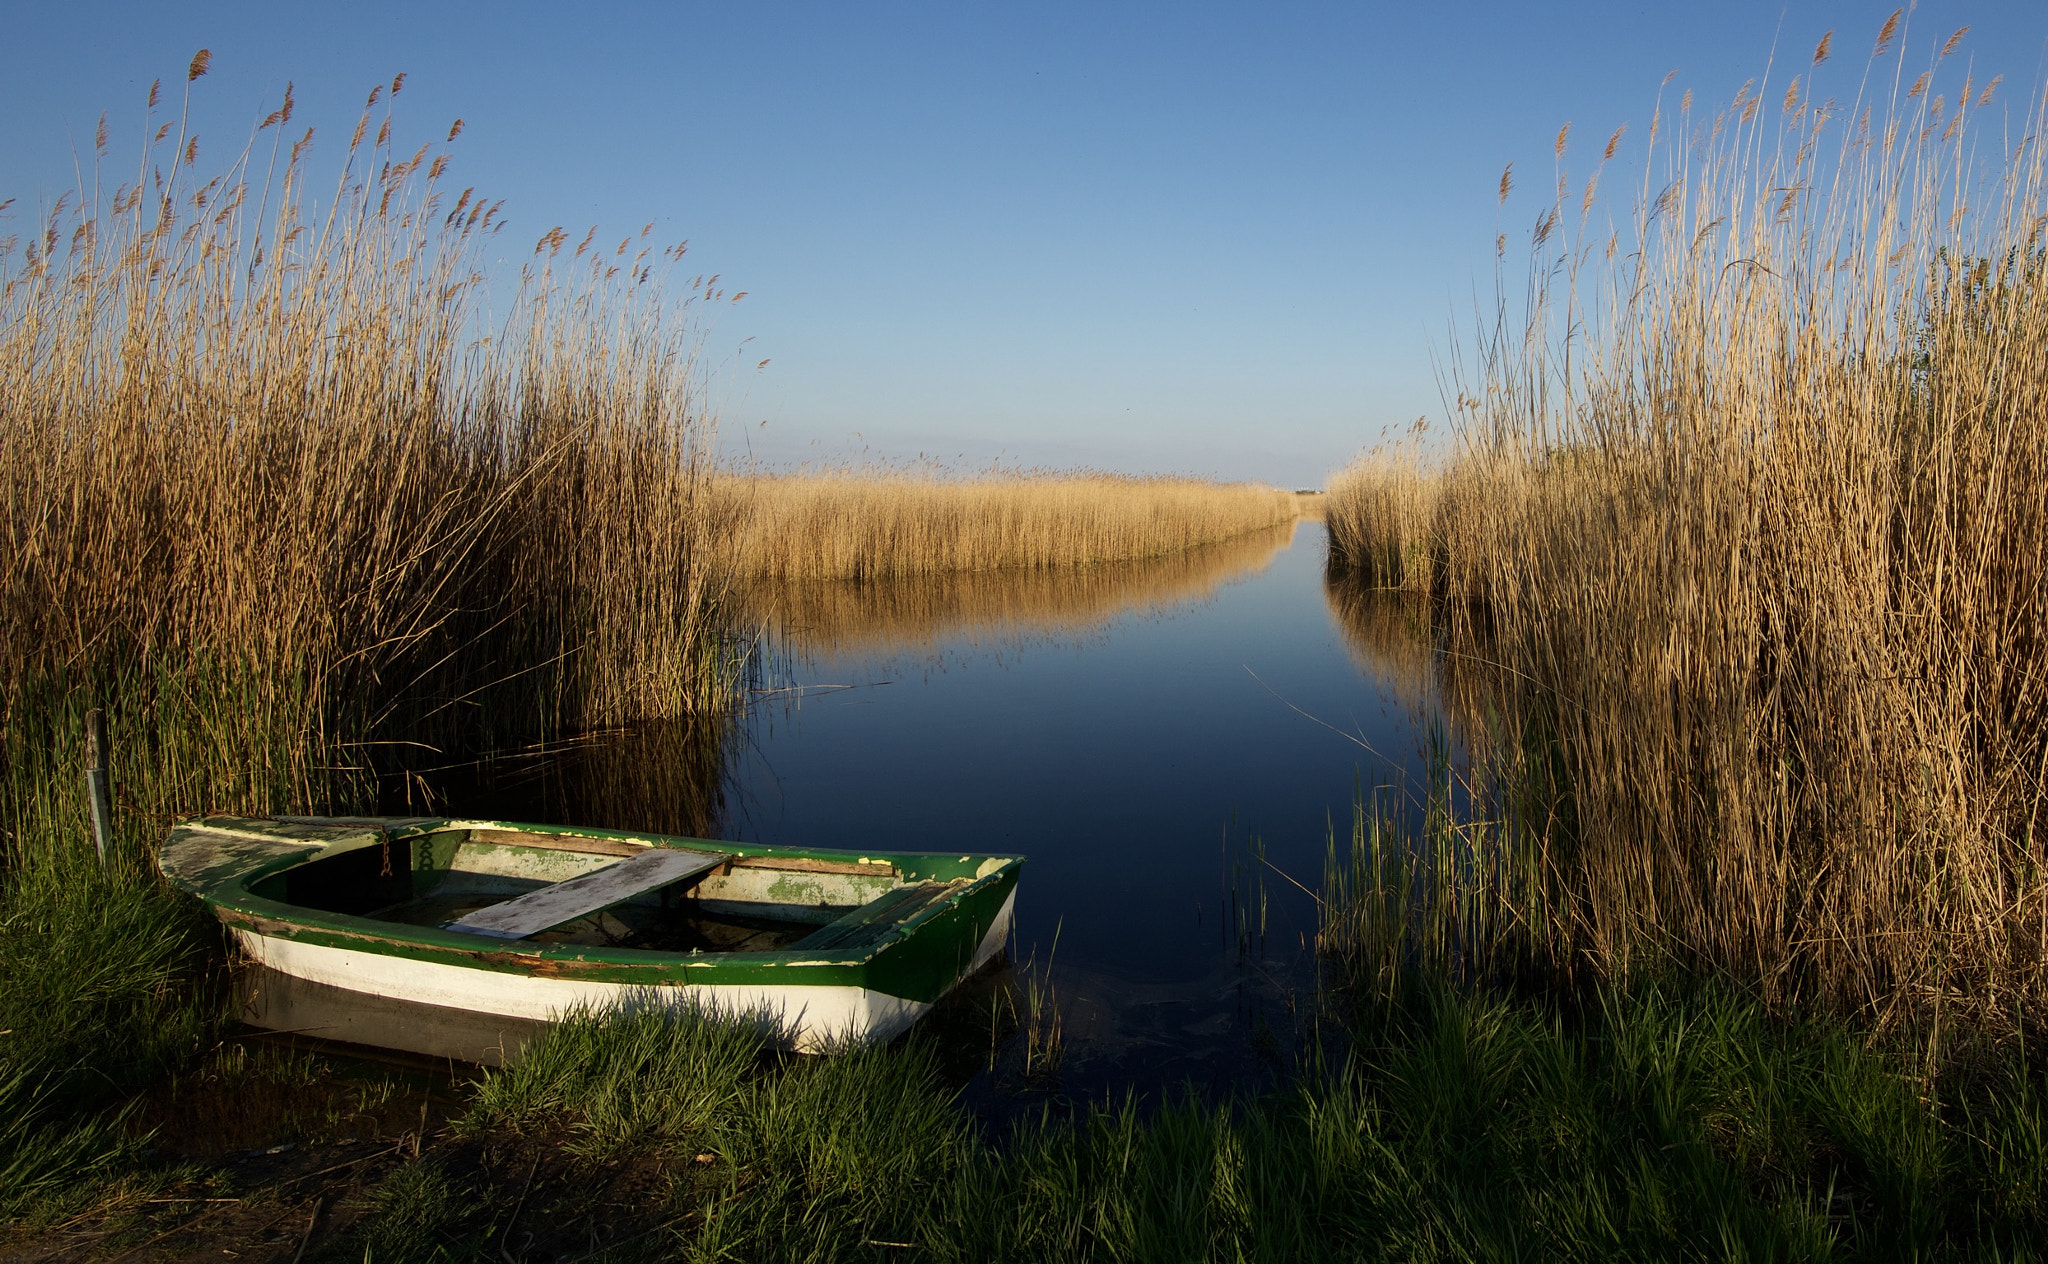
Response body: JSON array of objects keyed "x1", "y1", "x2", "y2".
[
  {"x1": 0, "y1": 671, "x2": 271, "y2": 1220},
  {"x1": 301, "y1": 985, "x2": 2048, "y2": 1262},
  {"x1": 0, "y1": 859, "x2": 228, "y2": 1225},
  {"x1": 460, "y1": 1007, "x2": 765, "y2": 1160},
  {"x1": 354, "y1": 1159, "x2": 480, "y2": 1264}
]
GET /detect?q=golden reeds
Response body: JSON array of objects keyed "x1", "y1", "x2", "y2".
[
  {"x1": 716, "y1": 471, "x2": 1298, "y2": 582},
  {"x1": 1, "y1": 66, "x2": 730, "y2": 828},
  {"x1": 1322, "y1": 441, "x2": 1439, "y2": 591},
  {"x1": 1328, "y1": 23, "x2": 2048, "y2": 1029}
]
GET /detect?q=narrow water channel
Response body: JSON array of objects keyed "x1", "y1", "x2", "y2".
[{"x1": 727, "y1": 520, "x2": 1448, "y2": 1096}]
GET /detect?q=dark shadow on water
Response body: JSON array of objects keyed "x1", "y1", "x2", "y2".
[{"x1": 381, "y1": 713, "x2": 733, "y2": 840}]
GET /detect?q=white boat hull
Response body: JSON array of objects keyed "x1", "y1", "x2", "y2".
[{"x1": 233, "y1": 885, "x2": 1017, "y2": 1055}]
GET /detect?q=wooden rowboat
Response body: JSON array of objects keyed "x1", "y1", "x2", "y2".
[{"x1": 159, "y1": 816, "x2": 1022, "y2": 1057}]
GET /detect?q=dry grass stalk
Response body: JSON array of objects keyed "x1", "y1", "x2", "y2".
[{"x1": 1329, "y1": 26, "x2": 2048, "y2": 1029}]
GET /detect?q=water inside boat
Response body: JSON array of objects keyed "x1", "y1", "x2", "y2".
[{"x1": 246, "y1": 826, "x2": 911, "y2": 953}]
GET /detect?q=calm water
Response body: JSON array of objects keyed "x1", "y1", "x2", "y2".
[
  {"x1": 724, "y1": 521, "x2": 1446, "y2": 1095},
  {"x1": 413, "y1": 520, "x2": 1446, "y2": 1094}
]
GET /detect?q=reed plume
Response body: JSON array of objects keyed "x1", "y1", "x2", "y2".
[
  {"x1": 1326, "y1": 23, "x2": 2048, "y2": 1030},
  {"x1": 0, "y1": 62, "x2": 730, "y2": 842}
]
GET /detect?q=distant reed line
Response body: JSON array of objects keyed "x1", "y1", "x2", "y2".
[
  {"x1": 741, "y1": 519, "x2": 1298, "y2": 656},
  {"x1": 718, "y1": 472, "x2": 1299, "y2": 582},
  {"x1": 1325, "y1": 18, "x2": 2048, "y2": 1029}
]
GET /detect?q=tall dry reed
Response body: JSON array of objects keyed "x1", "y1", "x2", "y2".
[
  {"x1": 1329, "y1": 19, "x2": 2048, "y2": 1030},
  {"x1": 1323, "y1": 438, "x2": 1439, "y2": 591},
  {"x1": 719, "y1": 471, "x2": 1298, "y2": 582},
  {"x1": 0, "y1": 61, "x2": 733, "y2": 850}
]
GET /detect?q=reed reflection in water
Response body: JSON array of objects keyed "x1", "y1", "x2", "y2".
[
  {"x1": 725, "y1": 518, "x2": 1453, "y2": 994},
  {"x1": 737, "y1": 520, "x2": 1299, "y2": 659},
  {"x1": 414, "y1": 523, "x2": 1482, "y2": 1093},
  {"x1": 1320, "y1": 574, "x2": 1442, "y2": 723},
  {"x1": 406, "y1": 714, "x2": 734, "y2": 841},
  {"x1": 1322, "y1": 568, "x2": 1519, "y2": 786}
]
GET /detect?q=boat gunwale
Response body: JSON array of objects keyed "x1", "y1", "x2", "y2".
[{"x1": 164, "y1": 815, "x2": 1024, "y2": 975}]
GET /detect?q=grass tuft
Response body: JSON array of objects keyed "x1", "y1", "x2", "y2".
[{"x1": 462, "y1": 1006, "x2": 764, "y2": 1160}]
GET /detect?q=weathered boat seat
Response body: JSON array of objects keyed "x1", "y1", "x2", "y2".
[
  {"x1": 793, "y1": 880, "x2": 968, "y2": 951},
  {"x1": 444, "y1": 846, "x2": 728, "y2": 940}
]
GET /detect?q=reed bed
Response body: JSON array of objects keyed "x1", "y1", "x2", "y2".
[
  {"x1": 1326, "y1": 20, "x2": 2048, "y2": 1031},
  {"x1": 1321, "y1": 441, "x2": 1439, "y2": 591},
  {"x1": 0, "y1": 62, "x2": 734, "y2": 856},
  {"x1": 719, "y1": 470, "x2": 1298, "y2": 582}
]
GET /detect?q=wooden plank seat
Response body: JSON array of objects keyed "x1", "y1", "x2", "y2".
[
  {"x1": 444, "y1": 846, "x2": 729, "y2": 940},
  {"x1": 794, "y1": 879, "x2": 969, "y2": 951}
]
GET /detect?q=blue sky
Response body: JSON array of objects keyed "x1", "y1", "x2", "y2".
[{"x1": 6, "y1": 2, "x2": 2045, "y2": 487}]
